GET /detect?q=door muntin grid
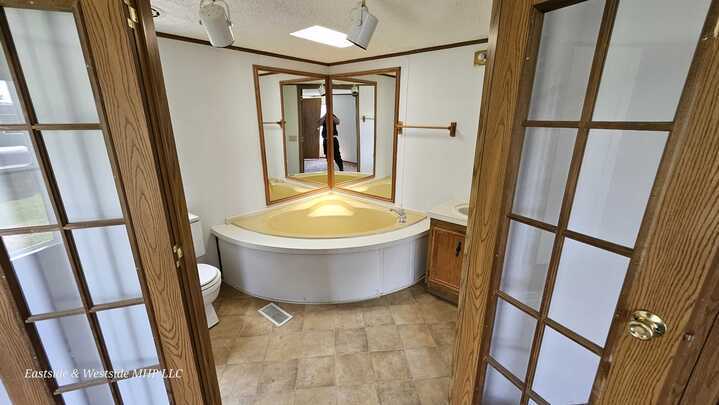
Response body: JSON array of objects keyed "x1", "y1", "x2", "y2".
[
  {"x1": 479, "y1": 0, "x2": 713, "y2": 404},
  {"x1": 0, "y1": 6, "x2": 168, "y2": 404}
]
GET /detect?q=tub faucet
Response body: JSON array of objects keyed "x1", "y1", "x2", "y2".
[{"x1": 391, "y1": 208, "x2": 407, "y2": 224}]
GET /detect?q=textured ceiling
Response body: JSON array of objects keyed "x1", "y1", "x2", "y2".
[{"x1": 150, "y1": 0, "x2": 492, "y2": 63}]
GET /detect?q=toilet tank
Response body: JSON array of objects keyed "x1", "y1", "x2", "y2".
[{"x1": 189, "y1": 213, "x2": 206, "y2": 257}]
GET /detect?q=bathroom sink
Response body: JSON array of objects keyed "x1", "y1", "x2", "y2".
[{"x1": 455, "y1": 203, "x2": 469, "y2": 217}]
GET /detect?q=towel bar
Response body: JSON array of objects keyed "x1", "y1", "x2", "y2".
[{"x1": 395, "y1": 121, "x2": 457, "y2": 137}]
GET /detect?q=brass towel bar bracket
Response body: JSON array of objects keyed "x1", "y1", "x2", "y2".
[
  {"x1": 395, "y1": 121, "x2": 457, "y2": 137},
  {"x1": 361, "y1": 115, "x2": 375, "y2": 122},
  {"x1": 262, "y1": 120, "x2": 285, "y2": 127}
]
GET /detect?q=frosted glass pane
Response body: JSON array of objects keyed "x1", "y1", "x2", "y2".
[
  {"x1": 43, "y1": 131, "x2": 122, "y2": 222},
  {"x1": 0, "y1": 131, "x2": 56, "y2": 230},
  {"x1": 500, "y1": 221, "x2": 555, "y2": 310},
  {"x1": 569, "y1": 130, "x2": 668, "y2": 247},
  {"x1": 5, "y1": 9, "x2": 98, "y2": 123},
  {"x1": 35, "y1": 315, "x2": 104, "y2": 387},
  {"x1": 118, "y1": 373, "x2": 170, "y2": 405},
  {"x1": 0, "y1": 49, "x2": 24, "y2": 124},
  {"x1": 73, "y1": 226, "x2": 141, "y2": 304},
  {"x1": 489, "y1": 298, "x2": 536, "y2": 380},
  {"x1": 549, "y1": 239, "x2": 629, "y2": 346},
  {"x1": 593, "y1": 0, "x2": 711, "y2": 121},
  {"x1": 512, "y1": 128, "x2": 575, "y2": 224},
  {"x1": 528, "y1": 400, "x2": 538, "y2": 405},
  {"x1": 62, "y1": 385, "x2": 114, "y2": 405},
  {"x1": 533, "y1": 327, "x2": 600, "y2": 404},
  {"x1": 4, "y1": 232, "x2": 82, "y2": 315},
  {"x1": 527, "y1": 0, "x2": 605, "y2": 120},
  {"x1": 97, "y1": 305, "x2": 158, "y2": 371},
  {"x1": 482, "y1": 365, "x2": 523, "y2": 405}
]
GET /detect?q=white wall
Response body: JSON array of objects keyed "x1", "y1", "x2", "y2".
[
  {"x1": 330, "y1": 45, "x2": 485, "y2": 212},
  {"x1": 358, "y1": 86, "x2": 375, "y2": 173},
  {"x1": 282, "y1": 86, "x2": 300, "y2": 175},
  {"x1": 158, "y1": 38, "x2": 326, "y2": 266},
  {"x1": 332, "y1": 94, "x2": 357, "y2": 165}
]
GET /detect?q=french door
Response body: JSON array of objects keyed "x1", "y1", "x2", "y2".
[
  {"x1": 0, "y1": 1, "x2": 216, "y2": 404},
  {"x1": 453, "y1": 0, "x2": 719, "y2": 404}
]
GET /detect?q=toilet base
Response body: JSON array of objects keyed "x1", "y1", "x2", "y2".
[{"x1": 205, "y1": 303, "x2": 219, "y2": 328}]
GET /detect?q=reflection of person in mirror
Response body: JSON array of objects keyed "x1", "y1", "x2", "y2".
[{"x1": 317, "y1": 113, "x2": 344, "y2": 171}]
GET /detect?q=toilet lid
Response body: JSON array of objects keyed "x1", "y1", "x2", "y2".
[{"x1": 198, "y1": 263, "x2": 220, "y2": 287}]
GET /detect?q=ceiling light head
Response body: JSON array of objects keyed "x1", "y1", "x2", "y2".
[
  {"x1": 199, "y1": 0, "x2": 234, "y2": 48},
  {"x1": 347, "y1": 1, "x2": 378, "y2": 50},
  {"x1": 290, "y1": 26, "x2": 353, "y2": 48}
]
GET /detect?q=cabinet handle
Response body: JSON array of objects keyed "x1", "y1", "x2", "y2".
[{"x1": 455, "y1": 241, "x2": 462, "y2": 257}]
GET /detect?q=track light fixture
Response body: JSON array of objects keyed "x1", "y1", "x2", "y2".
[
  {"x1": 347, "y1": 0, "x2": 378, "y2": 50},
  {"x1": 199, "y1": 0, "x2": 235, "y2": 48}
]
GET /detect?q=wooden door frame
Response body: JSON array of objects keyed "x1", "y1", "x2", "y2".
[
  {"x1": 0, "y1": 0, "x2": 216, "y2": 403},
  {"x1": 451, "y1": 0, "x2": 719, "y2": 404}
]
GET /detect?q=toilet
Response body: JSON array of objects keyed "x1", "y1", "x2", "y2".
[{"x1": 190, "y1": 213, "x2": 222, "y2": 328}]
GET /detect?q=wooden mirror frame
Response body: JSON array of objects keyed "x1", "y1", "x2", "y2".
[
  {"x1": 252, "y1": 65, "x2": 331, "y2": 205},
  {"x1": 253, "y1": 65, "x2": 401, "y2": 205}
]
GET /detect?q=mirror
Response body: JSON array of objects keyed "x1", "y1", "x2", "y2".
[
  {"x1": 253, "y1": 66, "x2": 330, "y2": 203},
  {"x1": 332, "y1": 68, "x2": 399, "y2": 200},
  {"x1": 254, "y1": 66, "x2": 400, "y2": 204}
]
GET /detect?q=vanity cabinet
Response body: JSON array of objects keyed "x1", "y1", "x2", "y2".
[{"x1": 426, "y1": 219, "x2": 466, "y2": 304}]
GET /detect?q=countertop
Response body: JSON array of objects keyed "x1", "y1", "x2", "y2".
[{"x1": 428, "y1": 200, "x2": 468, "y2": 227}]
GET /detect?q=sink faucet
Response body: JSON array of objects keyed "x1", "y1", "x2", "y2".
[{"x1": 390, "y1": 207, "x2": 407, "y2": 223}]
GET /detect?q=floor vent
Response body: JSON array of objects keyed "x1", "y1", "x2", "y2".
[{"x1": 258, "y1": 303, "x2": 293, "y2": 326}]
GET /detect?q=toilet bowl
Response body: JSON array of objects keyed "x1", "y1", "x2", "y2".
[
  {"x1": 189, "y1": 213, "x2": 222, "y2": 328},
  {"x1": 199, "y1": 263, "x2": 222, "y2": 328}
]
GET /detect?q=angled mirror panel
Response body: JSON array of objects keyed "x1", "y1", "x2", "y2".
[
  {"x1": 253, "y1": 66, "x2": 329, "y2": 204},
  {"x1": 333, "y1": 68, "x2": 399, "y2": 201}
]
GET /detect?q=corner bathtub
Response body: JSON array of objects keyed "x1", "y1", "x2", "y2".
[{"x1": 211, "y1": 194, "x2": 429, "y2": 304}]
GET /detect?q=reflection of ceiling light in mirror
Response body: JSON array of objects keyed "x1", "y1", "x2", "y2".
[{"x1": 290, "y1": 25, "x2": 353, "y2": 48}]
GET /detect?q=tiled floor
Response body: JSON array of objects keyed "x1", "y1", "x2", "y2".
[{"x1": 210, "y1": 283, "x2": 457, "y2": 405}]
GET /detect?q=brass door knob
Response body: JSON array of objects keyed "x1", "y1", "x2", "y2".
[{"x1": 628, "y1": 310, "x2": 667, "y2": 341}]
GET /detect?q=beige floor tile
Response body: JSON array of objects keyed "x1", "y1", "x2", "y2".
[
  {"x1": 415, "y1": 377, "x2": 449, "y2": 405},
  {"x1": 211, "y1": 338, "x2": 233, "y2": 367},
  {"x1": 418, "y1": 301, "x2": 457, "y2": 324},
  {"x1": 276, "y1": 302, "x2": 305, "y2": 314},
  {"x1": 241, "y1": 314, "x2": 274, "y2": 337},
  {"x1": 413, "y1": 293, "x2": 442, "y2": 306},
  {"x1": 295, "y1": 386, "x2": 338, "y2": 405},
  {"x1": 390, "y1": 304, "x2": 424, "y2": 325},
  {"x1": 210, "y1": 315, "x2": 245, "y2": 339},
  {"x1": 336, "y1": 308, "x2": 365, "y2": 329},
  {"x1": 218, "y1": 297, "x2": 252, "y2": 316},
  {"x1": 437, "y1": 345, "x2": 454, "y2": 369},
  {"x1": 408, "y1": 284, "x2": 428, "y2": 298},
  {"x1": 363, "y1": 306, "x2": 394, "y2": 327},
  {"x1": 427, "y1": 322, "x2": 456, "y2": 347},
  {"x1": 254, "y1": 391, "x2": 295, "y2": 405},
  {"x1": 376, "y1": 380, "x2": 421, "y2": 405},
  {"x1": 259, "y1": 359, "x2": 297, "y2": 394},
  {"x1": 302, "y1": 330, "x2": 336, "y2": 358},
  {"x1": 265, "y1": 332, "x2": 303, "y2": 362},
  {"x1": 370, "y1": 350, "x2": 411, "y2": 382},
  {"x1": 272, "y1": 312, "x2": 304, "y2": 335},
  {"x1": 244, "y1": 297, "x2": 272, "y2": 317},
  {"x1": 296, "y1": 355, "x2": 335, "y2": 388},
  {"x1": 386, "y1": 289, "x2": 416, "y2": 305},
  {"x1": 336, "y1": 328, "x2": 368, "y2": 355},
  {"x1": 215, "y1": 364, "x2": 225, "y2": 381},
  {"x1": 404, "y1": 348, "x2": 450, "y2": 380},
  {"x1": 218, "y1": 284, "x2": 245, "y2": 300},
  {"x1": 398, "y1": 324, "x2": 437, "y2": 349},
  {"x1": 337, "y1": 384, "x2": 380, "y2": 405},
  {"x1": 336, "y1": 352, "x2": 375, "y2": 386},
  {"x1": 305, "y1": 303, "x2": 337, "y2": 312},
  {"x1": 303, "y1": 310, "x2": 337, "y2": 331},
  {"x1": 219, "y1": 363, "x2": 264, "y2": 400},
  {"x1": 366, "y1": 325, "x2": 403, "y2": 352},
  {"x1": 228, "y1": 335, "x2": 270, "y2": 364}
]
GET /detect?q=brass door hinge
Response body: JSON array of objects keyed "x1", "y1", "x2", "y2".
[
  {"x1": 173, "y1": 245, "x2": 184, "y2": 268},
  {"x1": 124, "y1": 0, "x2": 139, "y2": 29}
]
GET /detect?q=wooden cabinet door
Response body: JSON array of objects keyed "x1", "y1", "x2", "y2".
[{"x1": 428, "y1": 226, "x2": 465, "y2": 291}]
